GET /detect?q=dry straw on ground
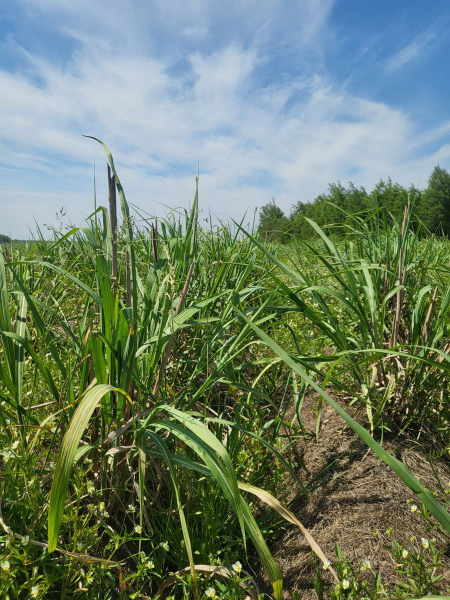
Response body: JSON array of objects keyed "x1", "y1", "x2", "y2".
[{"x1": 259, "y1": 394, "x2": 450, "y2": 598}]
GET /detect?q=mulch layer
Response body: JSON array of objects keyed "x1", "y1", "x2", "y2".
[{"x1": 258, "y1": 392, "x2": 450, "y2": 598}]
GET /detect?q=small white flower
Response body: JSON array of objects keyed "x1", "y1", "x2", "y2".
[
  {"x1": 134, "y1": 525, "x2": 142, "y2": 535},
  {"x1": 160, "y1": 541, "x2": 169, "y2": 551},
  {"x1": 410, "y1": 504, "x2": 418, "y2": 513},
  {"x1": 421, "y1": 538, "x2": 429, "y2": 549},
  {"x1": 232, "y1": 560, "x2": 242, "y2": 574},
  {"x1": 97, "y1": 502, "x2": 109, "y2": 518},
  {"x1": 323, "y1": 559, "x2": 331, "y2": 570},
  {"x1": 146, "y1": 560, "x2": 154, "y2": 569},
  {"x1": 31, "y1": 584, "x2": 39, "y2": 598},
  {"x1": 77, "y1": 542, "x2": 83, "y2": 551},
  {"x1": 402, "y1": 549, "x2": 409, "y2": 558},
  {"x1": 205, "y1": 587, "x2": 216, "y2": 598},
  {"x1": 361, "y1": 559, "x2": 371, "y2": 571},
  {"x1": 342, "y1": 579, "x2": 350, "y2": 590},
  {"x1": 87, "y1": 482, "x2": 95, "y2": 494},
  {"x1": 11, "y1": 440, "x2": 19, "y2": 450},
  {"x1": 1, "y1": 560, "x2": 10, "y2": 571},
  {"x1": 127, "y1": 504, "x2": 136, "y2": 513},
  {"x1": 21, "y1": 535, "x2": 29, "y2": 545}
]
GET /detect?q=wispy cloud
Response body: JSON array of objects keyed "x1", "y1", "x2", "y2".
[
  {"x1": 386, "y1": 32, "x2": 436, "y2": 72},
  {"x1": 182, "y1": 27, "x2": 210, "y2": 40},
  {"x1": 1, "y1": 1, "x2": 450, "y2": 237}
]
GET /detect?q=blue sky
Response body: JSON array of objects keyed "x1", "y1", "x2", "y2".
[{"x1": 1, "y1": 0, "x2": 450, "y2": 238}]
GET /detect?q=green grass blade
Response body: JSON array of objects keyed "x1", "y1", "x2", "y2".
[
  {"x1": 48, "y1": 383, "x2": 129, "y2": 551},
  {"x1": 151, "y1": 418, "x2": 282, "y2": 599},
  {"x1": 240, "y1": 312, "x2": 450, "y2": 533}
]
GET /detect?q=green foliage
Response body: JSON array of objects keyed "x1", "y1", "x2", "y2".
[
  {"x1": 0, "y1": 234, "x2": 11, "y2": 244},
  {"x1": 418, "y1": 166, "x2": 450, "y2": 234},
  {"x1": 0, "y1": 142, "x2": 292, "y2": 599},
  {"x1": 244, "y1": 206, "x2": 450, "y2": 447},
  {"x1": 1, "y1": 144, "x2": 450, "y2": 599},
  {"x1": 258, "y1": 198, "x2": 289, "y2": 242},
  {"x1": 261, "y1": 165, "x2": 450, "y2": 243}
]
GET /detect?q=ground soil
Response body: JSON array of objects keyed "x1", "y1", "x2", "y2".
[{"x1": 260, "y1": 392, "x2": 450, "y2": 599}]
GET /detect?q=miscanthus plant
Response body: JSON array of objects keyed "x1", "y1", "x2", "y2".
[
  {"x1": 245, "y1": 204, "x2": 450, "y2": 444},
  {"x1": 1, "y1": 142, "x2": 449, "y2": 599},
  {"x1": 0, "y1": 140, "x2": 329, "y2": 599}
]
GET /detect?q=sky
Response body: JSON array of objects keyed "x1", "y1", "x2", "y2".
[{"x1": 1, "y1": 0, "x2": 450, "y2": 238}]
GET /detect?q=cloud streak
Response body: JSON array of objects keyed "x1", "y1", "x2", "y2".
[
  {"x1": 386, "y1": 32, "x2": 436, "y2": 72},
  {"x1": 1, "y1": 1, "x2": 450, "y2": 237}
]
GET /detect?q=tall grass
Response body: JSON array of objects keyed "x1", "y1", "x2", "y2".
[
  {"x1": 238, "y1": 206, "x2": 450, "y2": 531},
  {"x1": 246, "y1": 206, "x2": 450, "y2": 441},
  {"x1": 1, "y1": 146, "x2": 449, "y2": 599},
  {"x1": 0, "y1": 142, "x2": 308, "y2": 598}
]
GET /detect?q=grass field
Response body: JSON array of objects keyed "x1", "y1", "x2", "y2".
[{"x1": 1, "y1": 142, "x2": 449, "y2": 599}]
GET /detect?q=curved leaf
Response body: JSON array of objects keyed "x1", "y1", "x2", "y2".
[
  {"x1": 48, "y1": 383, "x2": 130, "y2": 551},
  {"x1": 240, "y1": 311, "x2": 450, "y2": 534}
]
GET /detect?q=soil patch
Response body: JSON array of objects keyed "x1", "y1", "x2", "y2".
[{"x1": 264, "y1": 392, "x2": 450, "y2": 598}]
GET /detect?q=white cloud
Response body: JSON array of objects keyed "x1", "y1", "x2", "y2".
[
  {"x1": 1, "y1": 1, "x2": 450, "y2": 237},
  {"x1": 386, "y1": 32, "x2": 436, "y2": 72},
  {"x1": 182, "y1": 27, "x2": 210, "y2": 40}
]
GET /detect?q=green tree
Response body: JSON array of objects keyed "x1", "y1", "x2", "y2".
[
  {"x1": 289, "y1": 200, "x2": 311, "y2": 239},
  {"x1": 265, "y1": 167, "x2": 450, "y2": 243},
  {"x1": 0, "y1": 234, "x2": 11, "y2": 244},
  {"x1": 258, "y1": 198, "x2": 289, "y2": 242},
  {"x1": 290, "y1": 184, "x2": 369, "y2": 239},
  {"x1": 343, "y1": 183, "x2": 369, "y2": 216},
  {"x1": 418, "y1": 166, "x2": 450, "y2": 234},
  {"x1": 325, "y1": 182, "x2": 369, "y2": 233},
  {"x1": 370, "y1": 178, "x2": 409, "y2": 223}
]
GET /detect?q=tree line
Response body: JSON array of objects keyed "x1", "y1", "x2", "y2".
[
  {"x1": 259, "y1": 165, "x2": 450, "y2": 241},
  {"x1": 0, "y1": 235, "x2": 30, "y2": 244}
]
